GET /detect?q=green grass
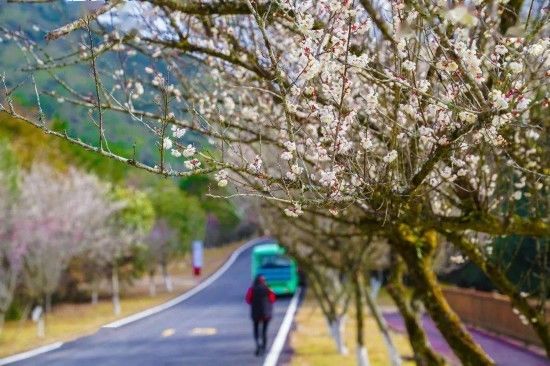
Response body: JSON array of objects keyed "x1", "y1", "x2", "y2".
[{"x1": 290, "y1": 296, "x2": 415, "y2": 366}]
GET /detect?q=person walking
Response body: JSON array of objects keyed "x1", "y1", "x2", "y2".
[{"x1": 245, "y1": 274, "x2": 276, "y2": 356}]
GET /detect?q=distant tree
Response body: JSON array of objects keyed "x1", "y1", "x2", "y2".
[
  {"x1": 150, "y1": 181, "x2": 206, "y2": 253},
  {"x1": 102, "y1": 186, "x2": 154, "y2": 315},
  {"x1": 145, "y1": 219, "x2": 176, "y2": 294},
  {"x1": 15, "y1": 164, "x2": 111, "y2": 318}
]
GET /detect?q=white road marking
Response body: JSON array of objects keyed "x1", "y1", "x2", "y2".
[
  {"x1": 161, "y1": 328, "x2": 175, "y2": 337},
  {"x1": 263, "y1": 288, "x2": 302, "y2": 366},
  {"x1": 103, "y1": 238, "x2": 263, "y2": 328},
  {"x1": 190, "y1": 327, "x2": 217, "y2": 336},
  {"x1": 0, "y1": 342, "x2": 63, "y2": 366}
]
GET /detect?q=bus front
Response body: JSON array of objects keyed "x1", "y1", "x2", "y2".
[{"x1": 252, "y1": 244, "x2": 297, "y2": 295}]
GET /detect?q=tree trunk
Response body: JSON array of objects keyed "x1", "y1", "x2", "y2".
[
  {"x1": 394, "y1": 227, "x2": 494, "y2": 365},
  {"x1": 306, "y1": 267, "x2": 349, "y2": 355},
  {"x1": 148, "y1": 270, "x2": 156, "y2": 297},
  {"x1": 328, "y1": 315, "x2": 349, "y2": 355},
  {"x1": 447, "y1": 232, "x2": 550, "y2": 357},
  {"x1": 91, "y1": 289, "x2": 98, "y2": 305},
  {"x1": 37, "y1": 316, "x2": 45, "y2": 338},
  {"x1": 45, "y1": 293, "x2": 52, "y2": 314},
  {"x1": 0, "y1": 312, "x2": 5, "y2": 334},
  {"x1": 91, "y1": 277, "x2": 99, "y2": 305},
  {"x1": 353, "y1": 272, "x2": 371, "y2": 366},
  {"x1": 162, "y1": 262, "x2": 173, "y2": 293},
  {"x1": 111, "y1": 264, "x2": 121, "y2": 316},
  {"x1": 364, "y1": 283, "x2": 402, "y2": 366},
  {"x1": 387, "y1": 254, "x2": 446, "y2": 366}
]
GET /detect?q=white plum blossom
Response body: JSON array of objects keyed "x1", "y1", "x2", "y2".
[
  {"x1": 495, "y1": 45, "x2": 508, "y2": 55},
  {"x1": 284, "y1": 141, "x2": 297, "y2": 152},
  {"x1": 162, "y1": 137, "x2": 173, "y2": 150},
  {"x1": 284, "y1": 203, "x2": 303, "y2": 218},
  {"x1": 318, "y1": 170, "x2": 338, "y2": 187},
  {"x1": 383, "y1": 150, "x2": 398, "y2": 163},
  {"x1": 215, "y1": 170, "x2": 229, "y2": 187},
  {"x1": 182, "y1": 144, "x2": 196, "y2": 158},
  {"x1": 490, "y1": 90, "x2": 509, "y2": 110},
  {"x1": 447, "y1": 6, "x2": 478, "y2": 27},
  {"x1": 286, "y1": 171, "x2": 297, "y2": 181},
  {"x1": 402, "y1": 60, "x2": 416, "y2": 71},
  {"x1": 280, "y1": 151, "x2": 293, "y2": 161},
  {"x1": 291, "y1": 164, "x2": 304, "y2": 175},
  {"x1": 184, "y1": 159, "x2": 201, "y2": 170},
  {"x1": 516, "y1": 97, "x2": 531, "y2": 110},
  {"x1": 528, "y1": 41, "x2": 547, "y2": 57},
  {"x1": 249, "y1": 156, "x2": 262, "y2": 173},
  {"x1": 134, "y1": 82, "x2": 144, "y2": 96},
  {"x1": 508, "y1": 62, "x2": 523, "y2": 74},
  {"x1": 348, "y1": 54, "x2": 370, "y2": 68},
  {"x1": 459, "y1": 111, "x2": 476, "y2": 124},
  {"x1": 171, "y1": 126, "x2": 187, "y2": 138},
  {"x1": 170, "y1": 149, "x2": 181, "y2": 157},
  {"x1": 437, "y1": 60, "x2": 459, "y2": 73},
  {"x1": 418, "y1": 80, "x2": 430, "y2": 93},
  {"x1": 450, "y1": 254, "x2": 466, "y2": 264}
]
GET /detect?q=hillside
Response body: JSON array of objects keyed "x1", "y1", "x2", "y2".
[{"x1": 0, "y1": 0, "x2": 202, "y2": 169}]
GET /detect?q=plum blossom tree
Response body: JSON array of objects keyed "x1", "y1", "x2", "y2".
[
  {"x1": 259, "y1": 205, "x2": 404, "y2": 366},
  {"x1": 0, "y1": 0, "x2": 548, "y2": 362},
  {"x1": 14, "y1": 164, "x2": 112, "y2": 317}
]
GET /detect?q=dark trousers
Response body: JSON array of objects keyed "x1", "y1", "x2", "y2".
[{"x1": 253, "y1": 318, "x2": 270, "y2": 348}]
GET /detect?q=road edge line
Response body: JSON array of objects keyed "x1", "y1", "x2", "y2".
[
  {"x1": 102, "y1": 238, "x2": 263, "y2": 328},
  {"x1": 263, "y1": 287, "x2": 302, "y2": 366},
  {"x1": 0, "y1": 342, "x2": 63, "y2": 366}
]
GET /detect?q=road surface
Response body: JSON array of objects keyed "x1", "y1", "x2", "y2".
[{"x1": 9, "y1": 243, "x2": 293, "y2": 366}]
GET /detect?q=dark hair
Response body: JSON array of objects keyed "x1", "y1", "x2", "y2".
[{"x1": 253, "y1": 274, "x2": 265, "y2": 286}]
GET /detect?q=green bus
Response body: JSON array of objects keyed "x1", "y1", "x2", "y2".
[{"x1": 251, "y1": 242, "x2": 298, "y2": 295}]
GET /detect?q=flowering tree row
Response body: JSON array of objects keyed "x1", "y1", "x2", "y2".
[
  {"x1": 0, "y1": 0, "x2": 548, "y2": 362},
  {"x1": 0, "y1": 160, "x2": 153, "y2": 332}
]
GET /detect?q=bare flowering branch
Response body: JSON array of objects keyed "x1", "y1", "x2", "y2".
[{"x1": 44, "y1": 0, "x2": 124, "y2": 41}]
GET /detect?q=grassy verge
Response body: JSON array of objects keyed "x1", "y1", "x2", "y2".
[
  {"x1": 290, "y1": 295, "x2": 415, "y2": 366},
  {"x1": 0, "y1": 241, "x2": 243, "y2": 358}
]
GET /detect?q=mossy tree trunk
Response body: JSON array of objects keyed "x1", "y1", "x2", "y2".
[
  {"x1": 394, "y1": 226, "x2": 494, "y2": 366},
  {"x1": 387, "y1": 253, "x2": 447, "y2": 366}
]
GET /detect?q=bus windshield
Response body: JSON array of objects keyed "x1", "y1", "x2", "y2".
[{"x1": 260, "y1": 254, "x2": 291, "y2": 269}]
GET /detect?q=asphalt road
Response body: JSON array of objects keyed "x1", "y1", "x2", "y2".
[{"x1": 11, "y1": 244, "x2": 292, "y2": 366}]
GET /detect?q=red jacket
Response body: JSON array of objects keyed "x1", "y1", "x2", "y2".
[
  {"x1": 245, "y1": 287, "x2": 276, "y2": 304},
  {"x1": 246, "y1": 285, "x2": 276, "y2": 320}
]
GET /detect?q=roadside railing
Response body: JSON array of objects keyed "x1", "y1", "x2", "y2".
[{"x1": 442, "y1": 286, "x2": 550, "y2": 347}]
